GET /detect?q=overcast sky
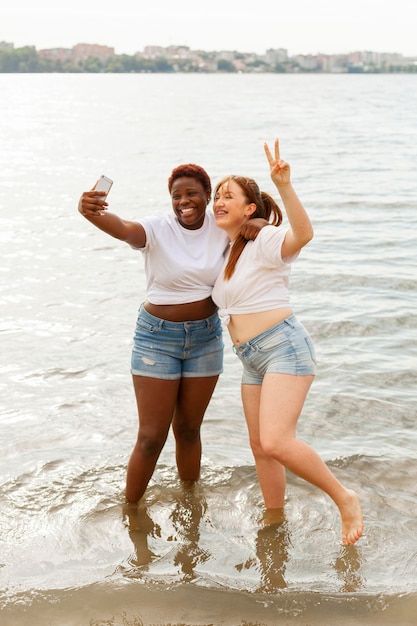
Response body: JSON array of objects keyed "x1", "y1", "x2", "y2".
[{"x1": 2, "y1": 0, "x2": 416, "y2": 57}]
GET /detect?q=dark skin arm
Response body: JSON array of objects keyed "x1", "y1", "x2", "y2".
[
  {"x1": 78, "y1": 188, "x2": 146, "y2": 248},
  {"x1": 240, "y1": 217, "x2": 269, "y2": 240},
  {"x1": 78, "y1": 185, "x2": 267, "y2": 246}
]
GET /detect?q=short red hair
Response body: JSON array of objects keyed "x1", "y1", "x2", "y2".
[{"x1": 168, "y1": 164, "x2": 212, "y2": 200}]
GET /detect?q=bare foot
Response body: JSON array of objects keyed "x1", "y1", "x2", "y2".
[{"x1": 339, "y1": 489, "x2": 364, "y2": 545}]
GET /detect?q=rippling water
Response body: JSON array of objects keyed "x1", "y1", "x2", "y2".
[{"x1": 1, "y1": 73, "x2": 417, "y2": 625}]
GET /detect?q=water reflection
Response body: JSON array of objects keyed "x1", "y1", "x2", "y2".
[
  {"x1": 333, "y1": 545, "x2": 365, "y2": 592},
  {"x1": 122, "y1": 483, "x2": 209, "y2": 581},
  {"x1": 255, "y1": 514, "x2": 290, "y2": 593},
  {"x1": 123, "y1": 504, "x2": 161, "y2": 569},
  {"x1": 121, "y1": 486, "x2": 365, "y2": 597},
  {"x1": 169, "y1": 483, "x2": 209, "y2": 581}
]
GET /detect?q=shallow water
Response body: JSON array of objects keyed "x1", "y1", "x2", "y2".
[{"x1": 1, "y1": 73, "x2": 417, "y2": 625}]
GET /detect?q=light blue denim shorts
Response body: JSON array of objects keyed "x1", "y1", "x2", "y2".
[
  {"x1": 131, "y1": 304, "x2": 224, "y2": 380},
  {"x1": 233, "y1": 315, "x2": 317, "y2": 385}
]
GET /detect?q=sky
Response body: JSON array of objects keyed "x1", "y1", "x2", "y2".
[{"x1": 2, "y1": 0, "x2": 416, "y2": 57}]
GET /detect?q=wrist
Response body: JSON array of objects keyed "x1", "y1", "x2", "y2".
[{"x1": 275, "y1": 181, "x2": 292, "y2": 192}]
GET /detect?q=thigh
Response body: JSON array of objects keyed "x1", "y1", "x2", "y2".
[
  {"x1": 259, "y1": 373, "x2": 314, "y2": 443},
  {"x1": 173, "y1": 375, "x2": 219, "y2": 430},
  {"x1": 132, "y1": 375, "x2": 180, "y2": 436},
  {"x1": 241, "y1": 383, "x2": 262, "y2": 443}
]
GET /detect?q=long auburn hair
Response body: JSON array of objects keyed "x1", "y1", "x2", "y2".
[{"x1": 214, "y1": 175, "x2": 283, "y2": 280}]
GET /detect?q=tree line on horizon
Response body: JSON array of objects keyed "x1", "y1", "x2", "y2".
[{"x1": 1, "y1": 45, "x2": 416, "y2": 74}]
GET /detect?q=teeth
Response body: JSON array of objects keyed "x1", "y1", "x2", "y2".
[{"x1": 181, "y1": 208, "x2": 194, "y2": 214}]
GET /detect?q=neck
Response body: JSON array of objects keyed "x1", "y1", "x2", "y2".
[{"x1": 224, "y1": 226, "x2": 241, "y2": 242}]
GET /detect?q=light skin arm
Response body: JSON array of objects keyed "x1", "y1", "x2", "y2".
[
  {"x1": 78, "y1": 188, "x2": 146, "y2": 249},
  {"x1": 264, "y1": 139, "x2": 313, "y2": 258}
]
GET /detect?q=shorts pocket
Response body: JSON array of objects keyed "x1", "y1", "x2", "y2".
[
  {"x1": 255, "y1": 330, "x2": 290, "y2": 353},
  {"x1": 304, "y1": 335, "x2": 317, "y2": 365},
  {"x1": 136, "y1": 317, "x2": 159, "y2": 333}
]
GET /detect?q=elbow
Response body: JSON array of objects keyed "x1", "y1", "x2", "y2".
[{"x1": 302, "y1": 225, "x2": 314, "y2": 247}]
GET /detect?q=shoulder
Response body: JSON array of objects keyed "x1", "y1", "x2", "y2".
[
  {"x1": 140, "y1": 212, "x2": 172, "y2": 228},
  {"x1": 205, "y1": 210, "x2": 229, "y2": 242},
  {"x1": 258, "y1": 224, "x2": 288, "y2": 245},
  {"x1": 204, "y1": 209, "x2": 218, "y2": 229},
  {"x1": 140, "y1": 212, "x2": 177, "y2": 235},
  {"x1": 251, "y1": 225, "x2": 291, "y2": 266}
]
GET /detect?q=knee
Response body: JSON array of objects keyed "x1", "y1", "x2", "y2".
[
  {"x1": 261, "y1": 437, "x2": 289, "y2": 463},
  {"x1": 249, "y1": 437, "x2": 267, "y2": 460},
  {"x1": 173, "y1": 423, "x2": 201, "y2": 444},
  {"x1": 136, "y1": 432, "x2": 166, "y2": 457}
]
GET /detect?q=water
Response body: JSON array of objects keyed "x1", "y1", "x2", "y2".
[{"x1": 0, "y1": 73, "x2": 416, "y2": 625}]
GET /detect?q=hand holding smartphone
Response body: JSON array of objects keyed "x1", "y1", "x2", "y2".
[{"x1": 94, "y1": 175, "x2": 113, "y2": 195}]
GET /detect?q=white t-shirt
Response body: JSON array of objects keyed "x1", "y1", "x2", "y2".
[
  {"x1": 135, "y1": 210, "x2": 229, "y2": 305},
  {"x1": 212, "y1": 225, "x2": 299, "y2": 322}
]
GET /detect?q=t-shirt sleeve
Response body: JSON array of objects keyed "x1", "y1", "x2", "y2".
[
  {"x1": 257, "y1": 225, "x2": 299, "y2": 266},
  {"x1": 130, "y1": 214, "x2": 162, "y2": 251}
]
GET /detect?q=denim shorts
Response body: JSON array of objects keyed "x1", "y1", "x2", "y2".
[
  {"x1": 233, "y1": 315, "x2": 317, "y2": 384},
  {"x1": 131, "y1": 304, "x2": 224, "y2": 380}
]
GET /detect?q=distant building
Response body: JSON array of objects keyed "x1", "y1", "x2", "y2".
[
  {"x1": 265, "y1": 48, "x2": 288, "y2": 64},
  {"x1": 165, "y1": 45, "x2": 191, "y2": 59},
  {"x1": 38, "y1": 48, "x2": 73, "y2": 63},
  {"x1": 142, "y1": 46, "x2": 168, "y2": 58},
  {"x1": 0, "y1": 41, "x2": 14, "y2": 50},
  {"x1": 294, "y1": 54, "x2": 320, "y2": 71},
  {"x1": 72, "y1": 43, "x2": 115, "y2": 61}
]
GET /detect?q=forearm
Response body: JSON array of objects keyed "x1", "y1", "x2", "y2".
[
  {"x1": 276, "y1": 182, "x2": 313, "y2": 244},
  {"x1": 78, "y1": 188, "x2": 146, "y2": 247},
  {"x1": 82, "y1": 211, "x2": 132, "y2": 242}
]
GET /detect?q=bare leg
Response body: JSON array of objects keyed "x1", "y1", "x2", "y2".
[
  {"x1": 241, "y1": 383, "x2": 286, "y2": 509},
  {"x1": 172, "y1": 375, "x2": 219, "y2": 480},
  {"x1": 125, "y1": 375, "x2": 180, "y2": 503},
  {"x1": 126, "y1": 374, "x2": 218, "y2": 503},
  {"x1": 259, "y1": 373, "x2": 363, "y2": 545}
]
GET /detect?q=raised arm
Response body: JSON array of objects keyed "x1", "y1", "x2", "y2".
[
  {"x1": 78, "y1": 188, "x2": 146, "y2": 249},
  {"x1": 264, "y1": 139, "x2": 313, "y2": 258}
]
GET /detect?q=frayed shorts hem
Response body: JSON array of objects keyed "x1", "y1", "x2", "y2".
[{"x1": 131, "y1": 368, "x2": 223, "y2": 380}]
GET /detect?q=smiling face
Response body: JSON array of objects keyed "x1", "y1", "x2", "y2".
[
  {"x1": 170, "y1": 176, "x2": 209, "y2": 230},
  {"x1": 213, "y1": 179, "x2": 256, "y2": 238}
]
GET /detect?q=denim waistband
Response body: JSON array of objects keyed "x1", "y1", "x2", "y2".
[
  {"x1": 233, "y1": 314, "x2": 298, "y2": 351},
  {"x1": 139, "y1": 303, "x2": 219, "y2": 330}
]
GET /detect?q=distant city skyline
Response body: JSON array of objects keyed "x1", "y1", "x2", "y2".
[
  {"x1": 2, "y1": 0, "x2": 416, "y2": 58},
  {"x1": 2, "y1": 40, "x2": 415, "y2": 62}
]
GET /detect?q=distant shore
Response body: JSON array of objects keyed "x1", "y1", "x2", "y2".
[{"x1": 1, "y1": 42, "x2": 416, "y2": 74}]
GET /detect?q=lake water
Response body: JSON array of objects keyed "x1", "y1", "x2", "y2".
[{"x1": 1, "y1": 73, "x2": 416, "y2": 625}]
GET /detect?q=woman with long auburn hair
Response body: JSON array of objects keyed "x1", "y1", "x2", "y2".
[{"x1": 212, "y1": 139, "x2": 364, "y2": 546}]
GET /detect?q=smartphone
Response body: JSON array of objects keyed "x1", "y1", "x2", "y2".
[{"x1": 95, "y1": 175, "x2": 113, "y2": 195}]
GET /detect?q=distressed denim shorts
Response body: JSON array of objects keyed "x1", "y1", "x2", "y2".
[
  {"x1": 233, "y1": 315, "x2": 317, "y2": 385},
  {"x1": 131, "y1": 304, "x2": 224, "y2": 380}
]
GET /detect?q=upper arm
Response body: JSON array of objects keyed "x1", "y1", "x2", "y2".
[
  {"x1": 281, "y1": 225, "x2": 313, "y2": 259},
  {"x1": 124, "y1": 220, "x2": 147, "y2": 249}
]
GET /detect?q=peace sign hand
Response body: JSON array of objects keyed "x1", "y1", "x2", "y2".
[{"x1": 264, "y1": 138, "x2": 291, "y2": 186}]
